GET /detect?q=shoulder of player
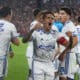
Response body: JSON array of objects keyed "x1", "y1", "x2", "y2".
[
  {"x1": 0, "y1": 20, "x2": 15, "y2": 28},
  {"x1": 75, "y1": 25, "x2": 80, "y2": 28},
  {"x1": 65, "y1": 21, "x2": 75, "y2": 26},
  {"x1": 6, "y1": 22, "x2": 15, "y2": 28},
  {"x1": 30, "y1": 20, "x2": 38, "y2": 26}
]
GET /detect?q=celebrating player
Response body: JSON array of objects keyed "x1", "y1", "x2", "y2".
[{"x1": 22, "y1": 11, "x2": 62, "y2": 80}]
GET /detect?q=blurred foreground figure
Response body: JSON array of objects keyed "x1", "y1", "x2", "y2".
[{"x1": 0, "y1": 6, "x2": 20, "y2": 80}]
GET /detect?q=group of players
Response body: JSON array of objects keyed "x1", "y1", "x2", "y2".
[
  {"x1": 23, "y1": 7, "x2": 80, "y2": 80},
  {"x1": 0, "y1": 5, "x2": 80, "y2": 80}
]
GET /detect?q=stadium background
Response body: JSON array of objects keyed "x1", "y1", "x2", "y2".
[
  {"x1": 0, "y1": 0, "x2": 80, "y2": 36},
  {"x1": 0, "y1": 0, "x2": 80, "y2": 80}
]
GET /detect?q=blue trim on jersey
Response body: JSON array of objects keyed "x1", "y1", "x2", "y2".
[
  {"x1": 38, "y1": 45, "x2": 55, "y2": 50},
  {"x1": 65, "y1": 52, "x2": 70, "y2": 74},
  {"x1": 58, "y1": 52, "x2": 70, "y2": 75},
  {"x1": 32, "y1": 59, "x2": 34, "y2": 80},
  {"x1": 39, "y1": 29, "x2": 52, "y2": 34},
  {"x1": 3, "y1": 56, "x2": 7, "y2": 75}
]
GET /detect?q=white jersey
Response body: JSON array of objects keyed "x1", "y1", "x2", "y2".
[
  {"x1": 62, "y1": 21, "x2": 75, "y2": 33},
  {"x1": 26, "y1": 20, "x2": 41, "y2": 57},
  {"x1": 30, "y1": 20, "x2": 38, "y2": 30},
  {"x1": 59, "y1": 20, "x2": 77, "y2": 78},
  {"x1": 61, "y1": 20, "x2": 76, "y2": 52},
  {"x1": 0, "y1": 19, "x2": 18, "y2": 56},
  {"x1": 74, "y1": 25, "x2": 80, "y2": 65},
  {"x1": 74, "y1": 25, "x2": 80, "y2": 53},
  {"x1": 32, "y1": 27, "x2": 59, "y2": 62}
]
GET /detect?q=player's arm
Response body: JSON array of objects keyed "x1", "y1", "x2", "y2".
[
  {"x1": 11, "y1": 24, "x2": 20, "y2": 46},
  {"x1": 22, "y1": 22, "x2": 42, "y2": 43},
  {"x1": 9, "y1": 45, "x2": 14, "y2": 58},
  {"x1": 58, "y1": 31, "x2": 78, "y2": 61},
  {"x1": 22, "y1": 29, "x2": 35, "y2": 43},
  {"x1": 52, "y1": 43, "x2": 60, "y2": 61},
  {"x1": 66, "y1": 31, "x2": 78, "y2": 49},
  {"x1": 58, "y1": 45, "x2": 71, "y2": 61},
  {"x1": 11, "y1": 38, "x2": 20, "y2": 46}
]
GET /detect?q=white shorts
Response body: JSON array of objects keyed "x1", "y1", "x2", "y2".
[
  {"x1": 0, "y1": 56, "x2": 8, "y2": 77},
  {"x1": 32, "y1": 60, "x2": 55, "y2": 80},
  {"x1": 26, "y1": 41, "x2": 33, "y2": 69}
]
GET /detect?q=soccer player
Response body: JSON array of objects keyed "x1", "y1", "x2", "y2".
[
  {"x1": 23, "y1": 8, "x2": 43, "y2": 80},
  {"x1": 0, "y1": 6, "x2": 20, "y2": 80},
  {"x1": 52, "y1": 11, "x2": 64, "y2": 80},
  {"x1": 22, "y1": 11, "x2": 62, "y2": 80},
  {"x1": 58, "y1": 7, "x2": 78, "y2": 80},
  {"x1": 74, "y1": 16, "x2": 80, "y2": 80}
]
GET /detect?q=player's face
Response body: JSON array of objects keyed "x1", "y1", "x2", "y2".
[
  {"x1": 54, "y1": 13, "x2": 59, "y2": 21},
  {"x1": 38, "y1": 14, "x2": 43, "y2": 23},
  {"x1": 43, "y1": 13, "x2": 54, "y2": 31},
  {"x1": 59, "y1": 10, "x2": 69, "y2": 23}
]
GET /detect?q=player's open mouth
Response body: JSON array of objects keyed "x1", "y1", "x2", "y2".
[{"x1": 48, "y1": 23, "x2": 52, "y2": 26}]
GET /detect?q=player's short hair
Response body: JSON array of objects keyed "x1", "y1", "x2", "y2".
[
  {"x1": 60, "y1": 7, "x2": 71, "y2": 16},
  {"x1": 33, "y1": 8, "x2": 41, "y2": 17},
  {"x1": 42, "y1": 11, "x2": 54, "y2": 19},
  {"x1": 78, "y1": 16, "x2": 80, "y2": 22},
  {"x1": 0, "y1": 6, "x2": 11, "y2": 17}
]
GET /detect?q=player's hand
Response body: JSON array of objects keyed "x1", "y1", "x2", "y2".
[
  {"x1": 58, "y1": 46, "x2": 70, "y2": 61},
  {"x1": 33, "y1": 22, "x2": 43, "y2": 30},
  {"x1": 58, "y1": 52, "x2": 66, "y2": 61},
  {"x1": 9, "y1": 52, "x2": 14, "y2": 58}
]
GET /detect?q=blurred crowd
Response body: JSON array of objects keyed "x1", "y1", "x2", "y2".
[{"x1": 0, "y1": 0, "x2": 80, "y2": 35}]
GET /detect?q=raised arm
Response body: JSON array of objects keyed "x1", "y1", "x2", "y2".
[
  {"x1": 22, "y1": 29, "x2": 35, "y2": 43},
  {"x1": 22, "y1": 22, "x2": 43, "y2": 43}
]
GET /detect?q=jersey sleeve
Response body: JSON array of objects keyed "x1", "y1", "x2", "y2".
[
  {"x1": 30, "y1": 23, "x2": 36, "y2": 30},
  {"x1": 10, "y1": 24, "x2": 19, "y2": 39},
  {"x1": 32, "y1": 31, "x2": 37, "y2": 39},
  {"x1": 65, "y1": 23, "x2": 75, "y2": 33},
  {"x1": 30, "y1": 21, "x2": 38, "y2": 30}
]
